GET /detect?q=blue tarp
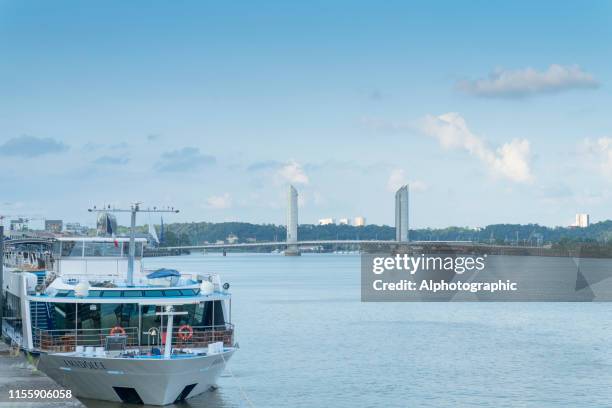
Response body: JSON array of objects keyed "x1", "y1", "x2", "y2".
[{"x1": 146, "y1": 268, "x2": 180, "y2": 279}]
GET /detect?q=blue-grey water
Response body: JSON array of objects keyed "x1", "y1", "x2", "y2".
[{"x1": 83, "y1": 253, "x2": 612, "y2": 407}]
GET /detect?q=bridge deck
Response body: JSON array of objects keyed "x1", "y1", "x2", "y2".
[{"x1": 163, "y1": 240, "x2": 475, "y2": 250}]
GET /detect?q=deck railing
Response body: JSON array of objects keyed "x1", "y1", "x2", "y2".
[
  {"x1": 169, "y1": 324, "x2": 235, "y2": 348},
  {"x1": 32, "y1": 324, "x2": 234, "y2": 352},
  {"x1": 33, "y1": 327, "x2": 139, "y2": 352}
]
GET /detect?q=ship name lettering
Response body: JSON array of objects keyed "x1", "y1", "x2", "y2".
[{"x1": 62, "y1": 359, "x2": 107, "y2": 370}]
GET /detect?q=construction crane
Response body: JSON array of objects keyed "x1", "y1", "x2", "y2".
[{"x1": 0, "y1": 214, "x2": 44, "y2": 231}]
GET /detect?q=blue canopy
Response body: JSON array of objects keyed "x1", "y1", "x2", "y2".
[{"x1": 147, "y1": 268, "x2": 180, "y2": 279}]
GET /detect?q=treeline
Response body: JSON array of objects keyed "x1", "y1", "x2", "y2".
[{"x1": 136, "y1": 220, "x2": 612, "y2": 247}]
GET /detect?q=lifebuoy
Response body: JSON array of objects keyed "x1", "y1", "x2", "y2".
[
  {"x1": 110, "y1": 326, "x2": 126, "y2": 336},
  {"x1": 177, "y1": 325, "x2": 193, "y2": 341}
]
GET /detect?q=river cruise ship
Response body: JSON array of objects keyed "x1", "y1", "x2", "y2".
[{"x1": 1, "y1": 233, "x2": 237, "y2": 405}]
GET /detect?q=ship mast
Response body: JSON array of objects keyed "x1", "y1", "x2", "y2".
[{"x1": 88, "y1": 203, "x2": 179, "y2": 286}]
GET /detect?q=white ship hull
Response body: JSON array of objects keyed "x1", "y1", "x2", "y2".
[{"x1": 38, "y1": 349, "x2": 236, "y2": 405}]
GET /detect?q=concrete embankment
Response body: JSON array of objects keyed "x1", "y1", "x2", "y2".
[{"x1": 0, "y1": 342, "x2": 84, "y2": 407}]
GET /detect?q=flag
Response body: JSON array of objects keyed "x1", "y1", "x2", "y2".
[
  {"x1": 106, "y1": 215, "x2": 113, "y2": 236},
  {"x1": 160, "y1": 216, "x2": 165, "y2": 244},
  {"x1": 106, "y1": 215, "x2": 118, "y2": 247}
]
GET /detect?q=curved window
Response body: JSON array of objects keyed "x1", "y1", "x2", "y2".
[
  {"x1": 101, "y1": 303, "x2": 138, "y2": 329},
  {"x1": 52, "y1": 303, "x2": 76, "y2": 330},
  {"x1": 76, "y1": 303, "x2": 138, "y2": 331},
  {"x1": 122, "y1": 291, "x2": 144, "y2": 297},
  {"x1": 174, "y1": 301, "x2": 225, "y2": 327},
  {"x1": 83, "y1": 242, "x2": 122, "y2": 257},
  {"x1": 61, "y1": 241, "x2": 83, "y2": 257}
]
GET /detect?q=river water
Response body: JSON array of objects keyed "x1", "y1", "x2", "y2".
[{"x1": 9, "y1": 253, "x2": 612, "y2": 407}]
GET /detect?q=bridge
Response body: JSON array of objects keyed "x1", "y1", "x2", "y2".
[
  {"x1": 162, "y1": 184, "x2": 414, "y2": 254},
  {"x1": 164, "y1": 239, "x2": 396, "y2": 251},
  {"x1": 162, "y1": 239, "x2": 479, "y2": 252},
  {"x1": 1, "y1": 184, "x2": 416, "y2": 255}
]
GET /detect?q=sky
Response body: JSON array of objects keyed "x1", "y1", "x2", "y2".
[{"x1": 1, "y1": 1, "x2": 611, "y2": 229}]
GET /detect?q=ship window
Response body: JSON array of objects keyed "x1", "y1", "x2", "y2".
[
  {"x1": 56, "y1": 290, "x2": 74, "y2": 297},
  {"x1": 84, "y1": 242, "x2": 122, "y2": 257},
  {"x1": 144, "y1": 290, "x2": 164, "y2": 297},
  {"x1": 2, "y1": 293, "x2": 22, "y2": 332},
  {"x1": 88, "y1": 290, "x2": 102, "y2": 297},
  {"x1": 102, "y1": 291, "x2": 121, "y2": 297},
  {"x1": 174, "y1": 304, "x2": 196, "y2": 326},
  {"x1": 178, "y1": 301, "x2": 225, "y2": 327},
  {"x1": 122, "y1": 291, "x2": 143, "y2": 297},
  {"x1": 180, "y1": 289, "x2": 197, "y2": 296},
  {"x1": 52, "y1": 302, "x2": 76, "y2": 331},
  {"x1": 100, "y1": 303, "x2": 138, "y2": 329},
  {"x1": 61, "y1": 241, "x2": 84, "y2": 257},
  {"x1": 77, "y1": 303, "x2": 101, "y2": 332},
  {"x1": 163, "y1": 290, "x2": 181, "y2": 297},
  {"x1": 202, "y1": 300, "x2": 225, "y2": 327}
]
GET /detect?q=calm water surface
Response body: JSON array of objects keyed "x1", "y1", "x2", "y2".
[{"x1": 80, "y1": 253, "x2": 612, "y2": 408}]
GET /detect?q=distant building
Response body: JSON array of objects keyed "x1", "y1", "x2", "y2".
[
  {"x1": 318, "y1": 218, "x2": 335, "y2": 225},
  {"x1": 10, "y1": 218, "x2": 28, "y2": 231},
  {"x1": 338, "y1": 218, "x2": 350, "y2": 225},
  {"x1": 226, "y1": 234, "x2": 238, "y2": 244},
  {"x1": 574, "y1": 213, "x2": 590, "y2": 228},
  {"x1": 65, "y1": 222, "x2": 89, "y2": 235},
  {"x1": 395, "y1": 185, "x2": 409, "y2": 242},
  {"x1": 353, "y1": 216, "x2": 366, "y2": 227},
  {"x1": 45, "y1": 219, "x2": 63, "y2": 233}
]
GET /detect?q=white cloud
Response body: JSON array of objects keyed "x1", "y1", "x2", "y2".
[
  {"x1": 276, "y1": 160, "x2": 309, "y2": 184},
  {"x1": 421, "y1": 113, "x2": 533, "y2": 183},
  {"x1": 387, "y1": 169, "x2": 407, "y2": 192},
  {"x1": 583, "y1": 137, "x2": 612, "y2": 177},
  {"x1": 206, "y1": 193, "x2": 232, "y2": 209},
  {"x1": 457, "y1": 64, "x2": 599, "y2": 98},
  {"x1": 386, "y1": 169, "x2": 427, "y2": 192}
]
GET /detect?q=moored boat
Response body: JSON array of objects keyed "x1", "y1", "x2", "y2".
[{"x1": 1, "y1": 208, "x2": 238, "y2": 405}]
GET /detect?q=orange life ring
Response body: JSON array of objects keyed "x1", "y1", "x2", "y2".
[
  {"x1": 177, "y1": 325, "x2": 193, "y2": 341},
  {"x1": 110, "y1": 326, "x2": 126, "y2": 336}
]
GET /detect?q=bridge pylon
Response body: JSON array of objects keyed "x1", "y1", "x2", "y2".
[{"x1": 285, "y1": 185, "x2": 300, "y2": 256}]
